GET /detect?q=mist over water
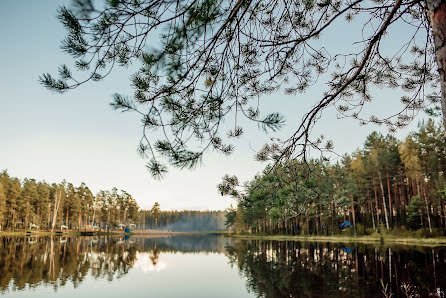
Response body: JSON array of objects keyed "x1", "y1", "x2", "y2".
[
  {"x1": 144, "y1": 211, "x2": 228, "y2": 232},
  {"x1": 157, "y1": 217, "x2": 227, "y2": 232}
]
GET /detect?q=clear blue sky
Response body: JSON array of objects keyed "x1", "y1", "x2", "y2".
[{"x1": 0, "y1": 1, "x2": 432, "y2": 210}]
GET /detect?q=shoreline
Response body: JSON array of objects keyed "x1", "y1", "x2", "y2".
[
  {"x1": 225, "y1": 233, "x2": 446, "y2": 246},
  {"x1": 0, "y1": 229, "x2": 201, "y2": 237},
  {"x1": 2, "y1": 230, "x2": 446, "y2": 246}
]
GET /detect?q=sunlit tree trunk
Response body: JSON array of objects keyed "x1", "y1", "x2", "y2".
[
  {"x1": 426, "y1": 0, "x2": 446, "y2": 134},
  {"x1": 78, "y1": 213, "x2": 81, "y2": 232},
  {"x1": 47, "y1": 206, "x2": 51, "y2": 230},
  {"x1": 51, "y1": 190, "x2": 62, "y2": 233},
  {"x1": 24, "y1": 201, "x2": 30, "y2": 233},
  {"x1": 92, "y1": 206, "x2": 96, "y2": 226},
  {"x1": 386, "y1": 173, "x2": 393, "y2": 228},
  {"x1": 351, "y1": 196, "x2": 357, "y2": 237},
  {"x1": 372, "y1": 174, "x2": 381, "y2": 229},
  {"x1": 377, "y1": 170, "x2": 390, "y2": 230},
  {"x1": 421, "y1": 179, "x2": 433, "y2": 233},
  {"x1": 65, "y1": 208, "x2": 69, "y2": 227}
]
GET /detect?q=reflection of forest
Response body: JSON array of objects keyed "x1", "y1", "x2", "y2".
[
  {"x1": 2, "y1": 236, "x2": 444, "y2": 297},
  {"x1": 135, "y1": 235, "x2": 234, "y2": 253},
  {"x1": 0, "y1": 235, "x2": 234, "y2": 292},
  {"x1": 225, "y1": 240, "x2": 446, "y2": 298}
]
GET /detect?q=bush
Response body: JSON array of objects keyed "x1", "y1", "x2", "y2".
[
  {"x1": 413, "y1": 228, "x2": 424, "y2": 238},
  {"x1": 354, "y1": 223, "x2": 366, "y2": 236},
  {"x1": 407, "y1": 196, "x2": 423, "y2": 230},
  {"x1": 365, "y1": 227, "x2": 375, "y2": 235}
]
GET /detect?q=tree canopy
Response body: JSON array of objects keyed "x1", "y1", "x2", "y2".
[
  {"x1": 219, "y1": 119, "x2": 446, "y2": 235},
  {"x1": 0, "y1": 172, "x2": 140, "y2": 231},
  {"x1": 0, "y1": 172, "x2": 228, "y2": 232},
  {"x1": 40, "y1": 0, "x2": 446, "y2": 177}
]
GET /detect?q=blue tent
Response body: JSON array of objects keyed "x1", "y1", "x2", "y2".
[
  {"x1": 339, "y1": 221, "x2": 353, "y2": 228},
  {"x1": 341, "y1": 246, "x2": 352, "y2": 253}
]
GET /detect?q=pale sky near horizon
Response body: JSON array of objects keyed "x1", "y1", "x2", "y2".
[{"x1": 0, "y1": 1, "x2": 436, "y2": 210}]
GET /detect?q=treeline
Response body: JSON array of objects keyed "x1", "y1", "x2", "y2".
[
  {"x1": 0, "y1": 173, "x2": 228, "y2": 232},
  {"x1": 140, "y1": 208, "x2": 227, "y2": 231},
  {"x1": 220, "y1": 119, "x2": 446, "y2": 236},
  {"x1": 0, "y1": 173, "x2": 140, "y2": 231}
]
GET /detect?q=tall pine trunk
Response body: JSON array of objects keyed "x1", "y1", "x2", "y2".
[
  {"x1": 421, "y1": 179, "x2": 433, "y2": 233},
  {"x1": 386, "y1": 173, "x2": 393, "y2": 227},
  {"x1": 372, "y1": 174, "x2": 381, "y2": 229},
  {"x1": 426, "y1": 0, "x2": 446, "y2": 134},
  {"x1": 351, "y1": 196, "x2": 357, "y2": 237},
  {"x1": 377, "y1": 170, "x2": 390, "y2": 230},
  {"x1": 51, "y1": 190, "x2": 62, "y2": 233}
]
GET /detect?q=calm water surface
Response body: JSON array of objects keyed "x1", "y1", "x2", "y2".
[{"x1": 0, "y1": 235, "x2": 445, "y2": 297}]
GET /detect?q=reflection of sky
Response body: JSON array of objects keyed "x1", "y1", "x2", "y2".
[
  {"x1": 134, "y1": 253, "x2": 167, "y2": 273},
  {"x1": 2, "y1": 252, "x2": 255, "y2": 298}
]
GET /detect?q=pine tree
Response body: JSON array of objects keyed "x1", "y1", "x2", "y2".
[
  {"x1": 151, "y1": 202, "x2": 161, "y2": 229},
  {"x1": 41, "y1": 0, "x2": 446, "y2": 177},
  {"x1": 0, "y1": 183, "x2": 6, "y2": 231}
]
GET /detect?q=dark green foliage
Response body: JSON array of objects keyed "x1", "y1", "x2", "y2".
[
  {"x1": 407, "y1": 195, "x2": 423, "y2": 230},
  {"x1": 221, "y1": 119, "x2": 446, "y2": 236},
  {"x1": 0, "y1": 171, "x2": 140, "y2": 230}
]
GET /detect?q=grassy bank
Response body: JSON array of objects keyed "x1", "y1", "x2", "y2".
[{"x1": 226, "y1": 233, "x2": 446, "y2": 246}]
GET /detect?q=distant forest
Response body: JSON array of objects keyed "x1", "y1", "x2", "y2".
[
  {"x1": 0, "y1": 173, "x2": 226, "y2": 232},
  {"x1": 220, "y1": 119, "x2": 446, "y2": 236},
  {"x1": 141, "y1": 210, "x2": 227, "y2": 231}
]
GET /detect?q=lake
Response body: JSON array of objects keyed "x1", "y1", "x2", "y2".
[{"x1": 0, "y1": 235, "x2": 444, "y2": 297}]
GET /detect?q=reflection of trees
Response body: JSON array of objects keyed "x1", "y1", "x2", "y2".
[
  {"x1": 0, "y1": 236, "x2": 138, "y2": 291},
  {"x1": 225, "y1": 240, "x2": 446, "y2": 298},
  {"x1": 137, "y1": 235, "x2": 233, "y2": 254},
  {"x1": 0, "y1": 235, "x2": 234, "y2": 292},
  {"x1": 150, "y1": 245, "x2": 160, "y2": 266},
  {"x1": 4, "y1": 236, "x2": 442, "y2": 297}
]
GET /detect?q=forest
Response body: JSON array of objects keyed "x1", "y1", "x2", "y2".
[
  {"x1": 2, "y1": 119, "x2": 445, "y2": 236},
  {"x1": 0, "y1": 175, "x2": 140, "y2": 231},
  {"x1": 220, "y1": 119, "x2": 446, "y2": 236},
  {"x1": 0, "y1": 174, "x2": 226, "y2": 232}
]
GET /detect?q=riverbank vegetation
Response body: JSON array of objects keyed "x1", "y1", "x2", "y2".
[
  {"x1": 0, "y1": 173, "x2": 226, "y2": 232},
  {"x1": 0, "y1": 174, "x2": 140, "y2": 231},
  {"x1": 220, "y1": 119, "x2": 446, "y2": 238}
]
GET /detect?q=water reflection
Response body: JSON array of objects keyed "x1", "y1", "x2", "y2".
[
  {"x1": 225, "y1": 240, "x2": 446, "y2": 297},
  {"x1": 0, "y1": 236, "x2": 445, "y2": 297},
  {"x1": 0, "y1": 235, "x2": 233, "y2": 294},
  {"x1": 0, "y1": 236, "x2": 136, "y2": 291}
]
